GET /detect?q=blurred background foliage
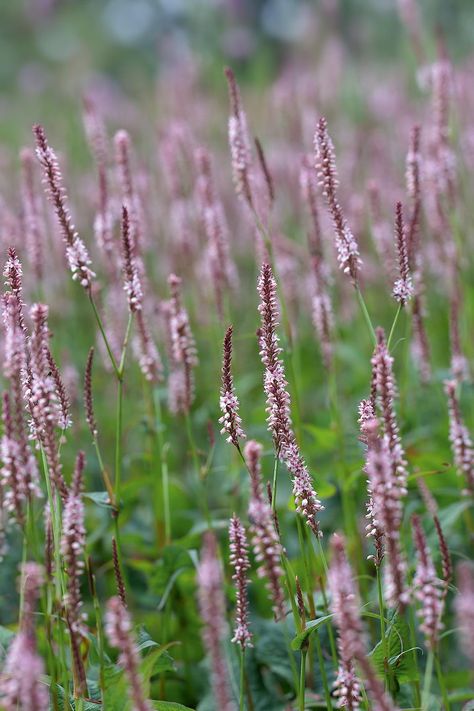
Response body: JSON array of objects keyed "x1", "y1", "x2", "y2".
[{"x1": 1, "y1": 0, "x2": 474, "y2": 146}]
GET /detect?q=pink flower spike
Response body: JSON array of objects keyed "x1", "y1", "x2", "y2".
[
  {"x1": 105, "y1": 596, "x2": 152, "y2": 711},
  {"x1": 411, "y1": 515, "x2": 444, "y2": 650},
  {"x1": 392, "y1": 202, "x2": 414, "y2": 306},
  {"x1": 197, "y1": 531, "x2": 236, "y2": 711},
  {"x1": 229, "y1": 515, "x2": 252, "y2": 648},
  {"x1": 314, "y1": 117, "x2": 361, "y2": 283},
  {"x1": 219, "y1": 325, "x2": 246, "y2": 448},
  {"x1": 33, "y1": 124, "x2": 95, "y2": 289}
]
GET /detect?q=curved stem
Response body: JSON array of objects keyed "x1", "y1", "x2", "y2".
[
  {"x1": 355, "y1": 286, "x2": 377, "y2": 346},
  {"x1": 387, "y1": 303, "x2": 402, "y2": 350}
]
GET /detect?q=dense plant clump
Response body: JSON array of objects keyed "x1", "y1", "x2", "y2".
[{"x1": 0, "y1": 6, "x2": 473, "y2": 711}]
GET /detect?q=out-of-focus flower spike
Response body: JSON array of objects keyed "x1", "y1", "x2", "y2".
[
  {"x1": 257, "y1": 263, "x2": 323, "y2": 535},
  {"x1": 229, "y1": 515, "x2": 252, "y2": 648},
  {"x1": 219, "y1": 325, "x2": 245, "y2": 448},
  {"x1": 245, "y1": 439, "x2": 286, "y2": 621},
  {"x1": 254, "y1": 136, "x2": 274, "y2": 207},
  {"x1": 224, "y1": 66, "x2": 254, "y2": 209},
  {"x1": 329, "y1": 534, "x2": 395, "y2": 711},
  {"x1": 105, "y1": 596, "x2": 152, "y2": 711},
  {"x1": 61, "y1": 451, "x2": 87, "y2": 637},
  {"x1": 372, "y1": 327, "x2": 408, "y2": 492},
  {"x1": 444, "y1": 379, "x2": 474, "y2": 495},
  {"x1": 314, "y1": 117, "x2": 361, "y2": 283},
  {"x1": 133, "y1": 309, "x2": 164, "y2": 383},
  {"x1": 405, "y1": 125, "x2": 422, "y2": 267},
  {"x1": 433, "y1": 515, "x2": 452, "y2": 601},
  {"x1": 45, "y1": 348, "x2": 72, "y2": 430},
  {"x1": 197, "y1": 532, "x2": 236, "y2": 711},
  {"x1": 167, "y1": 274, "x2": 198, "y2": 412},
  {"x1": 112, "y1": 536, "x2": 127, "y2": 608},
  {"x1": 33, "y1": 124, "x2": 95, "y2": 289},
  {"x1": 455, "y1": 562, "x2": 474, "y2": 665},
  {"x1": 20, "y1": 148, "x2": 45, "y2": 282},
  {"x1": 84, "y1": 347, "x2": 98, "y2": 439},
  {"x1": 0, "y1": 563, "x2": 47, "y2": 711},
  {"x1": 365, "y1": 420, "x2": 407, "y2": 608},
  {"x1": 82, "y1": 95, "x2": 114, "y2": 256},
  {"x1": 449, "y1": 280, "x2": 469, "y2": 382},
  {"x1": 411, "y1": 290, "x2": 432, "y2": 383},
  {"x1": 412, "y1": 515, "x2": 444, "y2": 650}
]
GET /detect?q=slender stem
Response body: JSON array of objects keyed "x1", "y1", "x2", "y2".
[
  {"x1": 387, "y1": 303, "x2": 402, "y2": 350},
  {"x1": 314, "y1": 536, "x2": 338, "y2": 665},
  {"x1": 185, "y1": 411, "x2": 211, "y2": 528},
  {"x1": 435, "y1": 651, "x2": 450, "y2": 711},
  {"x1": 88, "y1": 293, "x2": 120, "y2": 377},
  {"x1": 239, "y1": 646, "x2": 246, "y2": 711},
  {"x1": 355, "y1": 285, "x2": 377, "y2": 346},
  {"x1": 153, "y1": 390, "x2": 171, "y2": 546},
  {"x1": 271, "y1": 456, "x2": 279, "y2": 513},
  {"x1": 299, "y1": 649, "x2": 306, "y2": 711},
  {"x1": 314, "y1": 630, "x2": 333, "y2": 711},
  {"x1": 422, "y1": 649, "x2": 434, "y2": 710},
  {"x1": 376, "y1": 565, "x2": 390, "y2": 690}
]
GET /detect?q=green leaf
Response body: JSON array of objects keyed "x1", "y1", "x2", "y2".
[
  {"x1": 369, "y1": 614, "x2": 420, "y2": 684},
  {"x1": 152, "y1": 703, "x2": 195, "y2": 710},
  {"x1": 83, "y1": 491, "x2": 113, "y2": 509},
  {"x1": 291, "y1": 614, "x2": 334, "y2": 650},
  {"x1": 0, "y1": 625, "x2": 15, "y2": 661}
]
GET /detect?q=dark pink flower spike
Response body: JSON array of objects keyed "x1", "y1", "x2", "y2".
[
  {"x1": 412, "y1": 515, "x2": 445, "y2": 650},
  {"x1": 219, "y1": 325, "x2": 245, "y2": 448},
  {"x1": 33, "y1": 124, "x2": 95, "y2": 289},
  {"x1": 105, "y1": 596, "x2": 152, "y2": 711},
  {"x1": 314, "y1": 117, "x2": 361, "y2": 283},
  {"x1": 229, "y1": 515, "x2": 252, "y2": 648},
  {"x1": 197, "y1": 531, "x2": 236, "y2": 711},
  {"x1": 329, "y1": 534, "x2": 398, "y2": 711},
  {"x1": 392, "y1": 202, "x2": 413, "y2": 306}
]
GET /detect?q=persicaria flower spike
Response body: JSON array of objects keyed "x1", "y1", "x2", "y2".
[
  {"x1": 105, "y1": 596, "x2": 152, "y2": 711},
  {"x1": 245, "y1": 440, "x2": 285, "y2": 620},
  {"x1": 229, "y1": 515, "x2": 252, "y2": 648},
  {"x1": 197, "y1": 532, "x2": 235, "y2": 711},
  {"x1": 61, "y1": 451, "x2": 87, "y2": 637},
  {"x1": 121, "y1": 205, "x2": 143, "y2": 312},
  {"x1": 33, "y1": 124, "x2": 95, "y2": 289},
  {"x1": 167, "y1": 274, "x2": 198, "y2": 412},
  {"x1": 444, "y1": 379, "x2": 474, "y2": 495},
  {"x1": 224, "y1": 66, "x2": 254, "y2": 208},
  {"x1": 372, "y1": 327, "x2": 408, "y2": 492},
  {"x1": 328, "y1": 534, "x2": 397, "y2": 711},
  {"x1": 219, "y1": 325, "x2": 245, "y2": 447},
  {"x1": 455, "y1": 563, "x2": 474, "y2": 665},
  {"x1": 411, "y1": 515, "x2": 444, "y2": 650},
  {"x1": 314, "y1": 117, "x2": 361, "y2": 282},
  {"x1": 0, "y1": 562, "x2": 47, "y2": 711},
  {"x1": 257, "y1": 264, "x2": 323, "y2": 535},
  {"x1": 365, "y1": 424, "x2": 408, "y2": 608},
  {"x1": 392, "y1": 201, "x2": 414, "y2": 306}
]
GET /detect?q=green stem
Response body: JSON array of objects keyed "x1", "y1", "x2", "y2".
[
  {"x1": 422, "y1": 649, "x2": 434, "y2": 710},
  {"x1": 387, "y1": 303, "x2": 402, "y2": 350},
  {"x1": 153, "y1": 390, "x2": 171, "y2": 546},
  {"x1": 355, "y1": 285, "x2": 377, "y2": 346},
  {"x1": 184, "y1": 411, "x2": 211, "y2": 528},
  {"x1": 314, "y1": 630, "x2": 333, "y2": 711},
  {"x1": 89, "y1": 293, "x2": 120, "y2": 378},
  {"x1": 271, "y1": 456, "x2": 279, "y2": 513},
  {"x1": 299, "y1": 649, "x2": 307, "y2": 711},
  {"x1": 376, "y1": 565, "x2": 391, "y2": 691},
  {"x1": 239, "y1": 646, "x2": 246, "y2": 711},
  {"x1": 435, "y1": 651, "x2": 450, "y2": 711}
]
